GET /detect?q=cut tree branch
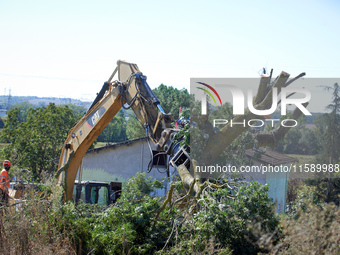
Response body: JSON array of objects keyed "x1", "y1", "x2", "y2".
[{"x1": 204, "y1": 71, "x2": 292, "y2": 165}]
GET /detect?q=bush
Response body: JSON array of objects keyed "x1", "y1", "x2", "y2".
[
  {"x1": 1, "y1": 173, "x2": 281, "y2": 254},
  {"x1": 277, "y1": 203, "x2": 340, "y2": 254},
  {"x1": 287, "y1": 184, "x2": 323, "y2": 216},
  {"x1": 88, "y1": 172, "x2": 170, "y2": 254},
  {"x1": 161, "y1": 181, "x2": 279, "y2": 254},
  {"x1": 0, "y1": 185, "x2": 75, "y2": 254}
]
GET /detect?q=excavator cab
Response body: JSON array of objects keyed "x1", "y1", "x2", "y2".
[{"x1": 73, "y1": 181, "x2": 122, "y2": 205}]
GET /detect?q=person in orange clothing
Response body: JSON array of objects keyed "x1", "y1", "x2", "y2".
[{"x1": 0, "y1": 160, "x2": 11, "y2": 204}]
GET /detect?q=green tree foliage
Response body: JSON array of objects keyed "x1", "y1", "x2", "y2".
[
  {"x1": 298, "y1": 128, "x2": 321, "y2": 155},
  {"x1": 97, "y1": 109, "x2": 128, "y2": 142},
  {"x1": 317, "y1": 83, "x2": 340, "y2": 202},
  {"x1": 0, "y1": 103, "x2": 77, "y2": 179},
  {"x1": 52, "y1": 172, "x2": 166, "y2": 254},
  {"x1": 296, "y1": 83, "x2": 340, "y2": 204},
  {"x1": 153, "y1": 84, "x2": 190, "y2": 119},
  {"x1": 126, "y1": 110, "x2": 146, "y2": 140},
  {"x1": 47, "y1": 173, "x2": 278, "y2": 254},
  {"x1": 322, "y1": 83, "x2": 340, "y2": 163},
  {"x1": 89, "y1": 173, "x2": 165, "y2": 254},
  {"x1": 274, "y1": 116, "x2": 321, "y2": 155},
  {"x1": 3, "y1": 173, "x2": 340, "y2": 254},
  {"x1": 65, "y1": 103, "x2": 87, "y2": 119},
  {"x1": 127, "y1": 84, "x2": 190, "y2": 140},
  {"x1": 14, "y1": 101, "x2": 35, "y2": 122},
  {"x1": 161, "y1": 181, "x2": 279, "y2": 254}
]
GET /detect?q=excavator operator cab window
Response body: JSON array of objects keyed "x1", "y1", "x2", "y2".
[
  {"x1": 74, "y1": 184, "x2": 86, "y2": 203},
  {"x1": 89, "y1": 186, "x2": 99, "y2": 204},
  {"x1": 74, "y1": 183, "x2": 110, "y2": 206},
  {"x1": 88, "y1": 185, "x2": 109, "y2": 206}
]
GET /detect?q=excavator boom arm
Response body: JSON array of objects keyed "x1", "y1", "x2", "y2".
[{"x1": 57, "y1": 60, "x2": 174, "y2": 201}]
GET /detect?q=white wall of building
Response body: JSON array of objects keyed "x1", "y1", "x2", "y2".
[{"x1": 81, "y1": 138, "x2": 174, "y2": 196}]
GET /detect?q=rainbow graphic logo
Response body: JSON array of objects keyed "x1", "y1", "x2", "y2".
[{"x1": 197, "y1": 82, "x2": 222, "y2": 115}]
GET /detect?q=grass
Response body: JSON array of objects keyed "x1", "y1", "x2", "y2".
[
  {"x1": 286, "y1": 154, "x2": 316, "y2": 165},
  {"x1": 93, "y1": 142, "x2": 107, "y2": 148}
]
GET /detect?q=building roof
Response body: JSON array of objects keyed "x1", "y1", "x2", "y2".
[
  {"x1": 87, "y1": 136, "x2": 149, "y2": 154},
  {"x1": 245, "y1": 149, "x2": 298, "y2": 166}
]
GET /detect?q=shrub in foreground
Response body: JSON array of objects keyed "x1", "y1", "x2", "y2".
[{"x1": 1, "y1": 173, "x2": 280, "y2": 254}]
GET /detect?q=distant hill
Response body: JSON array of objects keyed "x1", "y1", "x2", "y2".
[
  {"x1": 0, "y1": 95, "x2": 91, "y2": 108},
  {"x1": 0, "y1": 95, "x2": 91, "y2": 116}
]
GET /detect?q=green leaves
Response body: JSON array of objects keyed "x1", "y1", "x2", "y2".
[
  {"x1": 126, "y1": 110, "x2": 146, "y2": 140},
  {"x1": 97, "y1": 110, "x2": 128, "y2": 142},
  {"x1": 2, "y1": 171, "x2": 280, "y2": 254},
  {"x1": 87, "y1": 172, "x2": 171, "y2": 254},
  {"x1": 0, "y1": 103, "x2": 78, "y2": 179},
  {"x1": 153, "y1": 84, "x2": 190, "y2": 120},
  {"x1": 126, "y1": 84, "x2": 191, "y2": 140}
]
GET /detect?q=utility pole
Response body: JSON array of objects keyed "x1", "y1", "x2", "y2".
[{"x1": 7, "y1": 88, "x2": 12, "y2": 110}]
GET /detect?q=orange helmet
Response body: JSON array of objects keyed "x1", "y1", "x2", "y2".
[{"x1": 3, "y1": 160, "x2": 11, "y2": 166}]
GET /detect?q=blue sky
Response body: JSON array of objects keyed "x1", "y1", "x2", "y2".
[{"x1": 0, "y1": 0, "x2": 339, "y2": 109}]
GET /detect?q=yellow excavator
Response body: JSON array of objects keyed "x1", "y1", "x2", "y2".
[
  {"x1": 56, "y1": 60, "x2": 190, "y2": 203},
  {"x1": 8, "y1": 61, "x2": 305, "y2": 206}
]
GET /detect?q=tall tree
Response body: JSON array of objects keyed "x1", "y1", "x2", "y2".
[
  {"x1": 126, "y1": 110, "x2": 146, "y2": 140},
  {"x1": 126, "y1": 84, "x2": 191, "y2": 140},
  {"x1": 13, "y1": 101, "x2": 34, "y2": 123},
  {"x1": 323, "y1": 83, "x2": 340, "y2": 163},
  {"x1": 97, "y1": 109, "x2": 128, "y2": 142},
  {"x1": 66, "y1": 104, "x2": 87, "y2": 119},
  {"x1": 321, "y1": 83, "x2": 340, "y2": 202},
  {"x1": 0, "y1": 103, "x2": 77, "y2": 179},
  {"x1": 153, "y1": 84, "x2": 190, "y2": 119}
]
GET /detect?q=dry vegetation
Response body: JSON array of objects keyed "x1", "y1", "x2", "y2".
[
  {"x1": 0, "y1": 175, "x2": 77, "y2": 255},
  {"x1": 1, "y1": 174, "x2": 340, "y2": 255}
]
